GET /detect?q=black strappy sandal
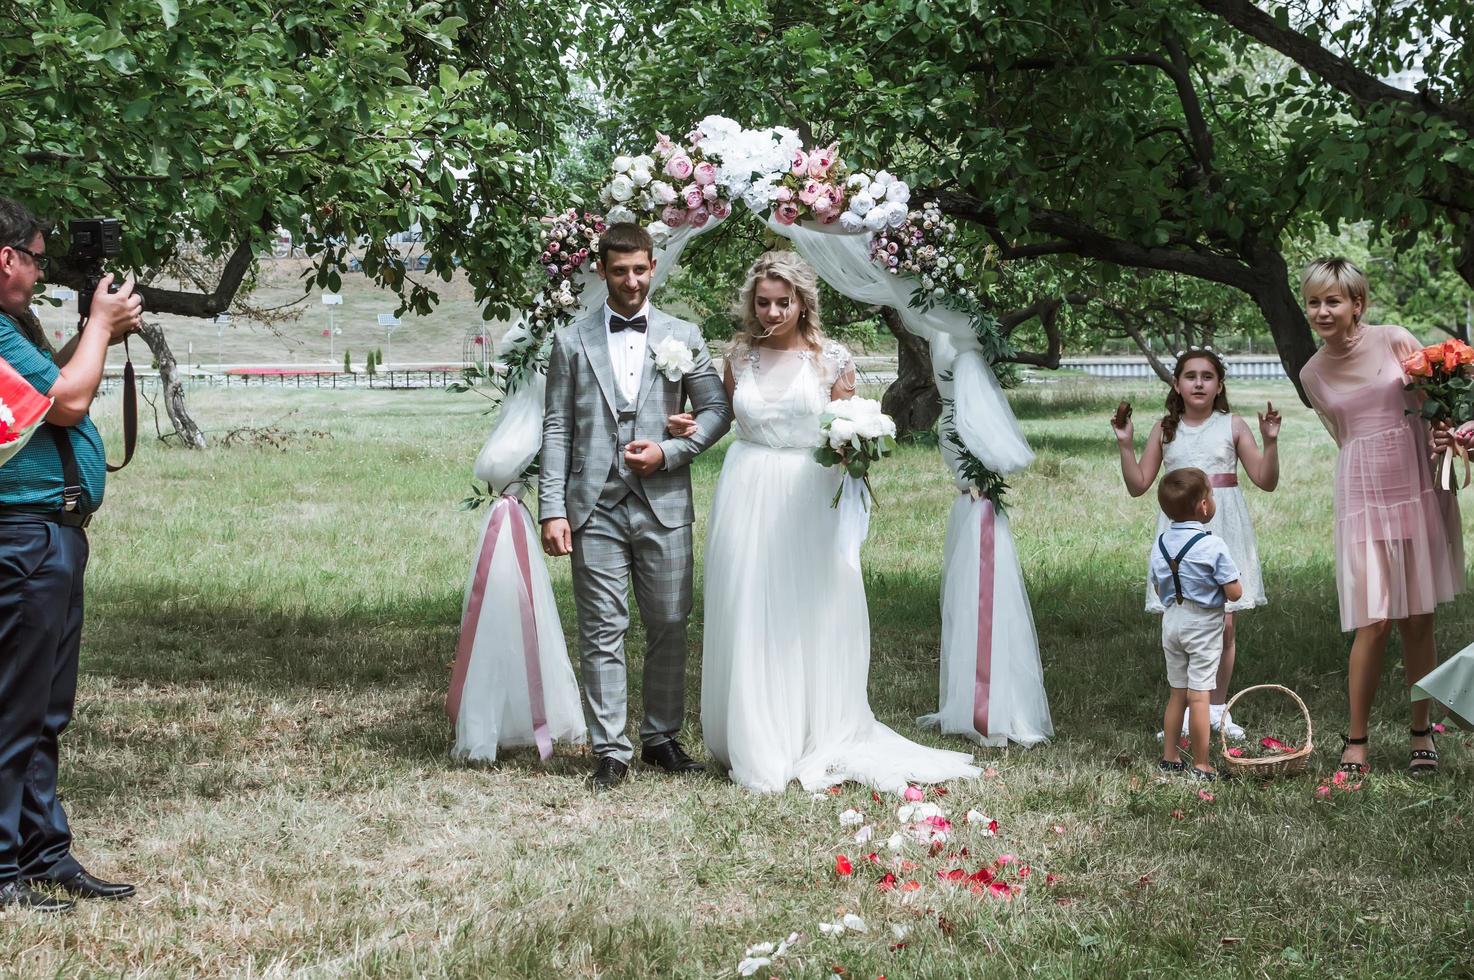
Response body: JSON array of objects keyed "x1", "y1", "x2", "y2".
[
  {"x1": 1338, "y1": 734, "x2": 1370, "y2": 776},
  {"x1": 1409, "y1": 727, "x2": 1440, "y2": 776}
]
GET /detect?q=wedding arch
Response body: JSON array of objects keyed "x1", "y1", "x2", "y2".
[{"x1": 470, "y1": 116, "x2": 1052, "y2": 749}]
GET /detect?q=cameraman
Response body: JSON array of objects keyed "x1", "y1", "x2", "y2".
[{"x1": 0, "y1": 198, "x2": 141, "y2": 913}]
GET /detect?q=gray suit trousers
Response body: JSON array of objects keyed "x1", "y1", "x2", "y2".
[{"x1": 571, "y1": 493, "x2": 693, "y2": 763}]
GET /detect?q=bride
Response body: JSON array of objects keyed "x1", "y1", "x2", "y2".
[{"x1": 677, "y1": 251, "x2": 981, "y2": 793}]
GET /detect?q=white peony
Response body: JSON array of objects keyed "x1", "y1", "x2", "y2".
[
  {"x1": 611, "y1": 155, "x2": 633, "y2": 174},
  {"x1": 604, "y1": 204, "x2": 636, "y2": 225},
  {"x1": 884, "y1": 201, "x2": 908, "y2": 228},
  {"x1": 837, "y1": 211, "x2": 864, "y2": 232},
  {"x1": 652, "y1": 336, "x2": 696, "y2": 382},
  {"x1": 862, "y1": 208, "x2": 890, "y2": 232},
  {"x1": 873, "y1": 169, "x2": 895, "y2": 187},
  {"x1": 866, "y1": 181, "x2": 887, "y2": 201},
  {"x1": 608, "y1": 174, "x2": 635, "y2": 202},
  {"x1": 630, "y1": 168, "x2": 652, "y2": 187},
  {"x1": 632, "y1": 153, "x2": 655, "y2": 172},
  {"x1": 846, "y1": 173, "x2": 870, "y2": 190},
  {"x1": 887, "y1": 180, "x2": 911, "y2": 204},
  {"x1": 651, "y1": 180, "x2": 678, "y2": 205},
  {"x1": 646, "y1": 220, "x2": 672, "y2": 246},
  {"x1": 828, "y1": 418, "x2": 857, "y2": 447},
  {"x1": 848, "y1": 193, "x2": 875, "y2": 216}
]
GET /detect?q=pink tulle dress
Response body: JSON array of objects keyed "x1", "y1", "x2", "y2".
[{"x1": 1300, "y1": 324, "x2": 1464, "y2": 631}]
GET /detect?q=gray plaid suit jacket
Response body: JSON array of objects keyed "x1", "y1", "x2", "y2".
[{"x1": 539, "y1": 306, "x2": 732, "y2": 530}]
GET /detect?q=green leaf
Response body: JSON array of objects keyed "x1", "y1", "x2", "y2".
[{"x1": 157, "y1": 0, "x2": 179, "y2": 28}]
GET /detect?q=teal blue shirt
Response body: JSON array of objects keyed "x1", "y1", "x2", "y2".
[{"x1": 0, "y1": 312, "x2": 106, "y2": 512}]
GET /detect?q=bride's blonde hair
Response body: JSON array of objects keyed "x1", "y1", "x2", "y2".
[{"x1": 731, "y1": 250, "x2": 825, "y2": 350}]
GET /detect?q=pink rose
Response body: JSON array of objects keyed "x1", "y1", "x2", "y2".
[
  {"x1": 686, "y1": 128, "x2": 704, "y2": 145},
  {"x1": 654, "y1": 132, "x2": 676, "y2": 156},
  {"x1": 702, "y1": 184, "x2": 719, "y2": 202},
  {"x1": 683, "y1": 185, "x2": 706, "y2": 209},
  {"x1": 824, "y1": 185, "x2": 845, "y2": 212},
  {"x1": 798, "y1": 179, "x2": 822, "y2": 205},
  {"x1": 693, "y1": 161, "x2": 718, "y2": 186},
  {"x1": 664, "y1": 153, "x2": 694, "y2": 180},
  {"x1": 773, "y1": 186, "x2": 794, "y2": 203},
  {"x1": 813, "y1": 192, "x2": 835, "y2": 215},
  {"x1": 775, "y1": 202, "x2": 800, "y2": 225},
  {"x1": 688, "y1": 206, "x2": 711, "y2": 228},
  {"x1": 791, "y1": 149, "x2": 809, "y2": 176},
  {"x1": 710, "y1": 199, "x2": 732, "y2": 219},
  {"x1": 661, "y1": 205, "x2": 688, "y2": 228},
  {"x1": 808, "y1": 143, "x2": 837, "y2": 179}
]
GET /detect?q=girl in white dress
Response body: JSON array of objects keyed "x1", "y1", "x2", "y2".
[
  {"x1": 1112, "y1": 348, "x2": 1280, "y2": 739},
  {"x1": 677, "y1": 251, "x2": 980, "y2": 793}
]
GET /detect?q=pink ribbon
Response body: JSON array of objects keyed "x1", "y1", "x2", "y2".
[
  {"x1": 972, "y1": 497, "x2": 997, "y2": 738},
  {"x1": 1209, "y1": 473, "x2": 1238, "y2": 488},
  {"x1": 447, "y1": 496, "x2": 553, "y2": 760}
]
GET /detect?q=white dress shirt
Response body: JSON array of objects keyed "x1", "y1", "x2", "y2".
[{"x1": 604, "y1": 302, "x2": 650, "y2": 404}]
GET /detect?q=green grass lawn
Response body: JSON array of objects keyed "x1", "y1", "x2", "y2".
[{"x1": 4, "y1": 377, "x2": 1473, "y2": 977}]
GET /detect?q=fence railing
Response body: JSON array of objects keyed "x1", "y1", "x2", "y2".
[
  {"x1": 1059, "y1": 356, "x2": 1288, "y2": 381},
  {"x1": 96, "y1": 369, "x2": 460, "y2": 394}
]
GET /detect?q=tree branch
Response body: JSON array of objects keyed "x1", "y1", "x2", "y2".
[{"x1": 1193, "y1": 0, "x2": 1474, "y2": 133}]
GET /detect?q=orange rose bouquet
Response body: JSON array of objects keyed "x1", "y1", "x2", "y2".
[{"x1": 1402, "y1": 338, "x2": 1474, "y2": 488}]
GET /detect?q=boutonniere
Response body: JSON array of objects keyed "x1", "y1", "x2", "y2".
[{"x1": 651, "y1": 336, "x2": 697, "y2": 382}]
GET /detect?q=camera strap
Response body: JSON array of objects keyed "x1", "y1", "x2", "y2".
[
  {"x1": 45, "y1": 424, "x2": 83, "y2": 512},
  {"x1": 106, "y1": 336, "x2": 136, "y2": 472}
]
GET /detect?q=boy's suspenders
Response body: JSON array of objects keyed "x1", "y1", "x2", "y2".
[{"x1": 1158, "y1": 532, "x2": 1209, "y2": 606}]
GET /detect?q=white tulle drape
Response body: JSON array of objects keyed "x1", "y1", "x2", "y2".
[{"x1": 769, "y1": 218, "x2": 1051, "y2": 749}]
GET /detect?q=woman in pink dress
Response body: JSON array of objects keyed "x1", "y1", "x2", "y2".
[{"x1": 1298, "y1": 258, "x2": 1463, "y2": 776}]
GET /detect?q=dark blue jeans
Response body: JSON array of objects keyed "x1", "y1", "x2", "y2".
[{"x1": 0, "y1": 518, "x2": 87, "y2": 885}]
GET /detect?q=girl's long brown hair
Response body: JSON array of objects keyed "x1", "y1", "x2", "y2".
[{"x1": 1161, "y1": 349, "x2": 1231, "y2": 444}]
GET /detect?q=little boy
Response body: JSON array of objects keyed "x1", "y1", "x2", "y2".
[{"x1": 1149, "y1": 467, "x2": 1243, "y2": 780}]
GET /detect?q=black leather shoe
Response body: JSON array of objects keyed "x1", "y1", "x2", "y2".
[
  {"x1": 640, "y1": 739, "x2": 706, "y2": 775},
  {"x1": 0, "y1": 880, "x2": 73, "y2": 913},
  {"x1": 588, "y1": 756, "x2": 629, "y2": 792},
  {"x1": 48, "y1": 869, "x2": 136, "y2": 901}
]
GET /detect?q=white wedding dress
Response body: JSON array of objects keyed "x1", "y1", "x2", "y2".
[{"x1": 701, "y1": 340, "x2": 982, "y2": 793}]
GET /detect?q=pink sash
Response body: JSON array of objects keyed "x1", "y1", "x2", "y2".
[
  {"x1": 972, "y1": 498, "x2": 997, "y2": 738},
  {"x1": 446, "y1": 496, "x2": 553, "y2": 760}
]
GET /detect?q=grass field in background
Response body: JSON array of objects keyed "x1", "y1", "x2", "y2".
[{"x1": 2, "y1": 376, "x2": 1472, "y2": 977}]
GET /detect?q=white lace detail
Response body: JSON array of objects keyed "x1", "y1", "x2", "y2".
[{"x1": 732, "y1": 341, "x2": 856, "y2": 449}]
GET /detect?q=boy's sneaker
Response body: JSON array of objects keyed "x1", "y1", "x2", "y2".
[
  {"x1": 1158, "y1": 759, "x2": 1187, "y2": 773},
  {"x1": 1185, "y1": 766, "x2": 1218, "y2": 781},
  {"x1": 1210, "y1": 704, "x2": 1247, "y2": 741}
]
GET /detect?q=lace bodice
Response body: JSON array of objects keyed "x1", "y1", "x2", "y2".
[
  {"x1": 1162, "y1": 411, "x2": 1236, "y2": 476},
  {"x1": 730, "y1": 339, "x2": 856, "y2": 448}
]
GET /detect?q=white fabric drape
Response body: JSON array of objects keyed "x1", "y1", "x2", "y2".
[{"x1": 769, "y1": 218, "x2": 1050, "y2": 749}]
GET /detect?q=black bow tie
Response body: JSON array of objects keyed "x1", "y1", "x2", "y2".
[{"x1": 609, "y1": 314, "x2": 648, "y2": 334}]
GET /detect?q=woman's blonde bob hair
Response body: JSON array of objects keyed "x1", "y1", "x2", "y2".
[
  {"x1": 1301, "y1": 257, "x2": 1369, "y2": 322},
  {"x1": 731, "y1": 250, "x2": 825, "y2": 348}
]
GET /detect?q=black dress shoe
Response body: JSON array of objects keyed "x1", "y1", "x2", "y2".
[
  {"x1": 588, "y1": 756, "x2": 629, "y2": 792},
  {"x1": 48, "y1": 869, "x2": 135, "y2": 901},
  {"x1": 0, "y1": 880, "x2": 73, "y2": 913},
  {"x1": 640, "y1": 739, "x2": 706, "y2": 775}
]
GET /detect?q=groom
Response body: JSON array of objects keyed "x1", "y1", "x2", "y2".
[{"x1": 539, "y1": 223, "x2": 732, "y2": 791}]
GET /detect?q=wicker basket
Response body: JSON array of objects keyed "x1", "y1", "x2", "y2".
[{"x1": 1219, "y1": 684, "x2": 1314, "y2": 778}]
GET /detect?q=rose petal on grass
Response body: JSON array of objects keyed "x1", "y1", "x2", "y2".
[
  {"x1": 988, "y1": 881, "x2": 1014, "y2": 899},
  {"x1": 902, "y1": 785, "x2": 925, "y2": 801},
  {"x1": 1315, "y1": 784, "x2": 1332, "y2": 799},
  {"x1": 1170, "y1": 809, "x2": 1185, "y2": 820},
  {"x1": 1053, "y1": 824, "x2": 1066, "y2": 835},
  {"x1": 1226, "y1": 747, "x2": 1245, "y2": 758},
  {"x1": 901, "y1": 880, "x2": 921, "y2": 892},
  {"x1": 1198, "y1": 789, "x2": 1214, "y2": 802},
  {"x1": 841, "y1": 913, "x2": 868, "y2": 932},
  {"x1": 835, "y1": 854, "x2": 854, "y2": 877}
]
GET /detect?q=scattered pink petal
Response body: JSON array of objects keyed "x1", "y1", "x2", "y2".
[
  {"x1": 983, "y1": 767, "x2": 1000, "y2": 779},
  {"x1": 1018, "y1": 865, "x2": 1032, "y2": 878},
  {"x1": 933, "y1": 786, "x2": 949, "y2": 797},
  {"x1": 1052, "y1": 824, "x2": 1066, "y2": 835},
  {"x1": 1434, "y1": 723, "x2": 1447, "y2": 734},
  {"x1": 1331, "y1": 770, "x2": 1348, "y2": 785},
  {"x1": 1315, "y1": 784, "x2": 1332, "y2": 799},
  {"x1": 1170, "y1": 809, "x2": 1185, "y2": 820},
  {"x1": 1198, "y1": 789, "x2": 1214, "y2": 802},
  {"x1": 901, "y1": 880, "x2": 921, "y2": 892},
  {"x1": 1225, "y1": 747, "x2": 1245, "y2": 758},
  {"x1": 939, "y1": 868, "x2": 965, "y2": 882},
  {"x1": 903, "y1": 786, "x2": 925, "y2": 802},
  {"x1": 987, "y1": 881, "x2": 1013, "y2": 899},
  {"x1": 968, "y1": 867, "x2": 994, "y2": 885},
  {"x1": 987, "y1": 819, "x2": 999, "y2": 836},
  {"x1": 877, "y1": 872, "x2": 897, "y2": 891},
  {"x1": 1260, "y1": 736, "x2": 1296, "y2": 753},
  {"x1": 864, "y1": 852, "x2": 881, "y2": 865},
  {"x1": 1045, "y1": 873, "x2": 1061, "y2": 886},
  {"x1": 995, "y1": 854, "x2": 1016, "y2": 866},
  {"x1": 835, "y1": 854, "x2": 854, "y2": 877}
]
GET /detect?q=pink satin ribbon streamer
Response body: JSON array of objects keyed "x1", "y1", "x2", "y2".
[
  {"x1": 972, "y1": 497, "x2": 997, "y2": 738},
  {"x1": 447, "y1": 496, "x2": 553, "y2": 760},
  {"x1": 1209, "y1": 473, "x2": 1238, "y2": 488}
]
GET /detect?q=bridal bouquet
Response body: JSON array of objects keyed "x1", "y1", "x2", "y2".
[
  {"x1": 1403, "y1": 337, "x2": 1474, "y2": 489},
  {"x1": 814, "y1": 397, "x2": 897, "y2": 508}
]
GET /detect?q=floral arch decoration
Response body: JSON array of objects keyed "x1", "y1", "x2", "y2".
[{"x1": 472, "y1": 116, "x2": 1052, "y2": 748}]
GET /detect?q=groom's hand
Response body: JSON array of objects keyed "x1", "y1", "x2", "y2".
[
  {"x1": 624, "y1": 440, "x2": 665, "y2": 477},
  {"x1": 541, "y1": 518, "x2": 572, "y2": 557}
]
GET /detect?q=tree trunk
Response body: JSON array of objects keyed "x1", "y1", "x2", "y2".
[
  {"x1": 136, "y1": 320, "x2": 208, "y2": 449},
  {"x1": 1244, "y1": 251, "x2": 1318, "y2": 405},
  {"x1": 879, "y1": 307, "x2": 942, "y2": 437}
]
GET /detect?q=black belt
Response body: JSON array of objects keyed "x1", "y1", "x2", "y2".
[{"x1": 0, "y1": 508, "x2": 92, "y2": 528}]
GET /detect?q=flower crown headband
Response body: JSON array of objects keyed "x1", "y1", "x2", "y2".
[{"x1": 1173, "y1": 344, "x2": 1217, "y2": 358}]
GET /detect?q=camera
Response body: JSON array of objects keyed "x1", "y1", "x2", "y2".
[{"x1": 67, "y1": 217, "x2": 123, "y2": 326}]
